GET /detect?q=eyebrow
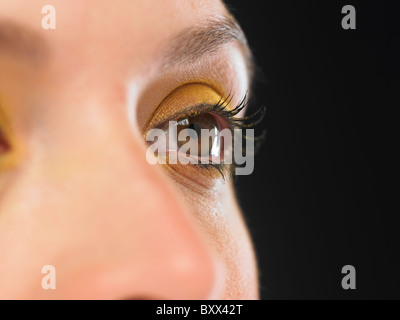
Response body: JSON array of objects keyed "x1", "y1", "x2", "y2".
[
  {"x1": 162, "y1": 15, "x2": 254, "y2": 81},
  {"x1": 0, "y1": 20, "x2": 48, "y2": 65},
  {"x1": 0, "y1": 16, "x2": 254, "y2": 77}
]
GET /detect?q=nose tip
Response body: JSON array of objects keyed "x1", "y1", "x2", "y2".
[
  {"x1": 120, "y1": 241, "x2": 220, "y2": 300},
  {"x1": 43, "y1": 176, "x2": 221, "y2": 300},
  {"x1": 55, "y1": 228, "x2": 220, "y2": 300},
  {"x1": 143, "y1": 240, "x2": 220, "y2": 300}
]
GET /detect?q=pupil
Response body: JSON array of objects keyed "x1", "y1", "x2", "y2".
[
  {"x1": 188, "y1": 122, "x2": 203, "y2": 136},
  {"x1": 175, "y1": 115, "x2": 221, "y2": 159}
]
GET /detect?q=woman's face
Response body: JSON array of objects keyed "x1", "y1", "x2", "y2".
[{"x1": 0, "y1": 0, "x2": 258, "y2": 299}]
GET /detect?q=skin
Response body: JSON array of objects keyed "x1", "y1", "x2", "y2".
[{"x1": 0, "y1": 0, "x2": 258, "y2": 299}]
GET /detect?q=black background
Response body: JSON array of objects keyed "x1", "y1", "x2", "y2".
[{"x1": 229, "y1": 0, "x2": 399, "y2": 299}]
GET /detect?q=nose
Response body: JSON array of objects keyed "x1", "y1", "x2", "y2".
[{"x1": 1, "y1": 111, "x2": 219, "y2": 299}]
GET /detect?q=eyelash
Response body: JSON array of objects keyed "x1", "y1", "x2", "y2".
[{"x1": 178, "y1": 94, "x2": 266, "y2": 179}]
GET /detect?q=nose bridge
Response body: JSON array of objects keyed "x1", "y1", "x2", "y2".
[{"x1": 24, "y1": 115, "x2": 218, "y2": 299}]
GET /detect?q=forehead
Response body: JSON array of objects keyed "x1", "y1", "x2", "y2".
[
  {"x1": 0, "y1": 0, "x2": 227, "y2": 27},
  {"x1": 0, "y1": 0, "x2": 250, "y2": 125},
  {"x1": 0, "y1": 0, "x2": 228, "y2": 64}
]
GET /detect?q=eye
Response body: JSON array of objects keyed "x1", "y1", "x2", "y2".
[
  {"x1": 148, "y1": 109, "x2": 234, "y2": 182},
  {"x1": 143, "y1": 83, "x2": 265, "y2": 181},
  {"x1": 172, "y1": 113, "x2": 226, "y2": 161},
  {"x1": 0, "y1": 129, "x2": 10, "y2": 156}
]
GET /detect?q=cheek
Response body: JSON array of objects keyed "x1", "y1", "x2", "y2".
[{"x1": 177, "y1": 182, "x2": 259, "y2": 299}]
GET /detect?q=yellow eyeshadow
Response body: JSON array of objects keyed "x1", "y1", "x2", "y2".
[{"x1": 143, "y1": 83, "x2": 227, "y2": 133}]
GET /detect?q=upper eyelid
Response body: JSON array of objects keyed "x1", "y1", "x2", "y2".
[
  {"x1": 154, "y1": 103, "x2": 231, "y2": 130},
  {"x1": 140, "y1": 81, "x2": 247, "y2": 135},
  {"x1": 152, "y1": 92, "x2": 254, "y2": 132}
]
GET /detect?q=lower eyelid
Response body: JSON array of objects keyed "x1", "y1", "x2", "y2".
[{"x1": 162, "y1": 161, "x2": 231, "y2": 190}]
